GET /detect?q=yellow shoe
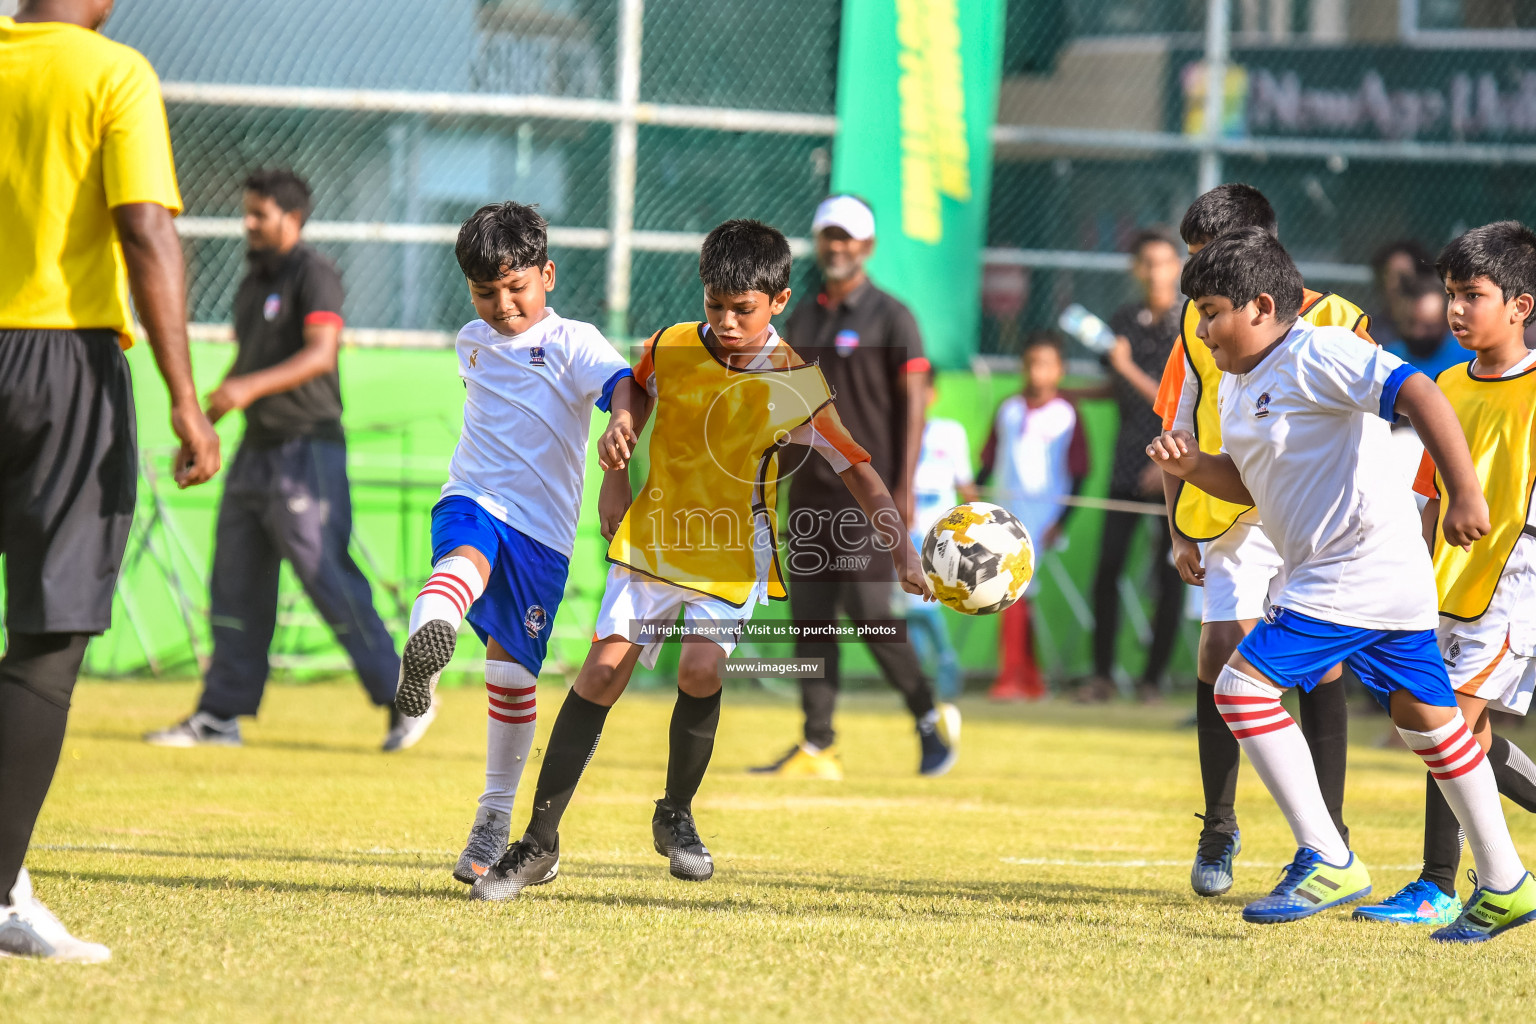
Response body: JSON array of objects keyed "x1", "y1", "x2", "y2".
[{"x1": 748, "y1": 743, "x2": 844, "y2": 780}]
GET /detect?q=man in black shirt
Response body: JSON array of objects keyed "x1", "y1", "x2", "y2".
[
  {"x1": 1079, "y1": 228, "x2": 1185, "y2": 703},
  {"x1": 750, "y1": 196, "x2": 958, "y2": 779},
  {"x1": 145, "y1": 170, "x2": 421, "y2": 751}
]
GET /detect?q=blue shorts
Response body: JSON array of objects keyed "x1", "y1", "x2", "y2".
[
  {"x1": 1238, "y1": 607, "x2": 1456, "y2": 711},
  {"x1": 430, "y1": 496, "x2": 569, "y2": 676}
]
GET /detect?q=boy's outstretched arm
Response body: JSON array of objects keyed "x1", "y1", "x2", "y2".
[
  {"x1": 839, "y1": 462, "x2": 934, "y2": 600},
  {"x1": 1395, "y1": 374, "x2": 1490, "y2": 549},
  {"x1": 1146, "y1": 429, "x2": 1254, "y2": 507},
  {"x1": 597, "y1": 377, "x2": 654, "y2": 541}
]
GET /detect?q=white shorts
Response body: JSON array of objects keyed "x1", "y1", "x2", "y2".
[
  {"x1": 593, "y1": 565, "x2": 758, "y2": 669},
  {"x1": 1199, "y1": 521, "x2": 1286, "y2": 624},
  {"x1": 1440, "y1": 621, "x2": 1536, "y2": 716}
]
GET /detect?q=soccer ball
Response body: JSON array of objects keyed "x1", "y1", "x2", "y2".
[{"x1": 921, "y1": 502, "x2": 1035, "y2": 615}]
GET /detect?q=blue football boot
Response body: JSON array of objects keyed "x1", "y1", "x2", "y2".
[
  {"x1": 1191, "y1": 816, "x2": 1242, "y2": 897},
  {"x1": 1432, "y1": 872, "x2": 1536, "y2": 943},
  {"x1": 1351, "y1": 878, "x2": 1461, "y2": 925},
  {"x1": 1241, "y1": 847, "x2": 1371, "y2": 924}
]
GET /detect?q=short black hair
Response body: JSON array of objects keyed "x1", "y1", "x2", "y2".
[
  {"x1": 1129, "y1": 226, "x2": 1179, "y2": 259},
  {"x1": 1180, "y1": 226, "x2": 1303, "y2": 323},
  {"x1": 1436, "y1": 221, "x2": 1536, "y2": 325},
  {"x1": 243, "y1": 168, "x2": 312, "y2": 222},
  {"x1": 1021, "y1": 329, "x2": 1064, "y2": 356},
  {"x1": 699, "y1": 219, "x2": 792, "y2": 296},
  {"x1": 1179, "y1": 184, "x2": 1276, "y2": 247},
  {"x1": 455, "y1": 202, "x2": 549, "y2": 282},
  {"x1": 1370, "y1": 238, "x2": 1434, "y2": 279}
]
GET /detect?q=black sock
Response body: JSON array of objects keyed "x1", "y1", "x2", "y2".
[
  {"x1": 0, "y1": 633, "x2": 89, "y2": 899},
  {"x1": 1195, "y1": 680, "x2": 1239, "y2": 832},
  {"x1": 1421, "y1": 771, "x2": 1463, "y2": 897},
  {"x1": 1297, "y1": 682, "x2": 1350, "y2": 848},
  {"x1": 524, "y1": 689, "x2": 610, "y2": 851},
  {"x1": 665, "y1": 688, "x2": 722, "y2": 810},
  {"x1": 1489, "y1": 733, "x2": 1536, "y2": 812}
]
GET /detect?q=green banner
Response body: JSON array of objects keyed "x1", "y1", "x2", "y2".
[{"x1": 831, "y1": 0, "x2": 1005, "y2": 369}]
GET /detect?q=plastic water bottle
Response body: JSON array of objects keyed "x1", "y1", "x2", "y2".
[{"x1": 1057, "y1": 303, "x2": 1117, "y2": 355}]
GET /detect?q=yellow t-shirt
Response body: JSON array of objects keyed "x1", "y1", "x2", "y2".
[{"x1": 0, "y1": 17, "x2": 182, "y2": 347}]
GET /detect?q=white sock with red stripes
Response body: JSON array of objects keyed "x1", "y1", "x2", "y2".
[
  {"x1": 1215, "y1": 664, "x2": 1350, "y2": 865},
  {"x1": 481, "y1": 659, "x2": 537, "y2": 817},
  {"x1": 409, "y1": 555, "x2": 485, "y2": 636},
  {"x1": 1398, "y1": 711, "x2": 1526, "y2": 892}
]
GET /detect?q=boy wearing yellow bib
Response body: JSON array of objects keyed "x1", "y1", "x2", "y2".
[
  {"x1": 1151, "y1": 185, "x2": 1375, "y2": 897},
  {"x1": 1357, "y1": 221, "x2": 1536, "y2": 929},
  {"x1": 472, "y1": 220, "x2": 933, "y2": 900}
]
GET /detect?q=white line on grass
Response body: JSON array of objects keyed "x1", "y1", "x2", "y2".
[{"x1": 36, "y1": 843, "x2": 455, "y2": 858}]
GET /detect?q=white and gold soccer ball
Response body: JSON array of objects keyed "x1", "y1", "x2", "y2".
[{"x1": 920, "y1": 502, "x2": 1035, "y2": 615}]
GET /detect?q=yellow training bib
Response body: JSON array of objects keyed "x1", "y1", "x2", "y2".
[
  {"x1": 1429, "y1": 361, "x2": 1536, "y2": 621},
  {"x1": 607, "y1": 323, "x2": 834, "y2": 605}
]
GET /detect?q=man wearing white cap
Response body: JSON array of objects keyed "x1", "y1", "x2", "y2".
[{"x1": 750, "y1": 195, "x2": 960, "y2": 780}]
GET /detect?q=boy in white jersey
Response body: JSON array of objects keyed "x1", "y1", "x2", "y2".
[
  {"x1": 391, "y1": 202, "x2": 632, "y2": 887},
  {"x1": 1155, "y1": 185, "x2": 1371, "y2": 897},
  {"x1": 1150, "y1": 227, "x2": 1536, "y2": 942},
  {"x1": 469, "y1": 220, "x2": 932, "y2": 901},
  {"x1": 1355, "y1": 221, "x2": 1536, "y2": 926},
  {"x1": 977, "y1": 334, "x2": 1088, "y2": 700}
]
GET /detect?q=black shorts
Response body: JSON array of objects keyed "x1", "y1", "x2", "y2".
[{"x1": 0, "y1": 328, "x2": 137, "y2": 634}]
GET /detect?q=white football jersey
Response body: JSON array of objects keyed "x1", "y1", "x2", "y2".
[
  {"x1": 441, "y1": 309, "x2": 630, "y2": 558},
  {"x1": 1217, "y1": 320, "x2": 1434, "y2": 631}
]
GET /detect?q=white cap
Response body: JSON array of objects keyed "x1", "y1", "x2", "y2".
[{"x1": 812, "y1": 195, "x2": 875, "y2": 241}]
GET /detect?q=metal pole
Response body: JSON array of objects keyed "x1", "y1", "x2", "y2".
[
  {"x1": 607, "y1": 0, "x2": 643, "y2": 343},
  {"x1": 1197, "y1": 0, "x2": 1229, "y2": 195}
]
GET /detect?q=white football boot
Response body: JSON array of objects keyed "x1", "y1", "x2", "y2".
[{"x1": 0, "y1": 868, "x2": 111, "y2": 964}]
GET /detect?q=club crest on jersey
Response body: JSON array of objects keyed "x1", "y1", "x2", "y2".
[
  {"x1": 524, "y1": 604, "x2": 548, "y2": 638},
  {"x1": 263, "y1": 293, "x2": 282, "y2": 321},
  {"x1": 1254, "y1": 391, "x2": 1272, "y2": 418},
  {"x1": 834, "y1": 329, "x2": 860, "y2": 356},
  {"x1": 529, "y1": 346, "x2": 546, "y2": 366},
  {"x1": 469, "y1": 349, "x2": 479, "y2": 368}
]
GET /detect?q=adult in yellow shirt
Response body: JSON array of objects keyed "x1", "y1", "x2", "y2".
[{"x1": 0, "y1": 0, "x2": 220, "y2": 964}]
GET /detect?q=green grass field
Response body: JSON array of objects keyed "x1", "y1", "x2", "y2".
[{"x1": 6, "y1": 681, "x2": 1536, "y2": 1023}]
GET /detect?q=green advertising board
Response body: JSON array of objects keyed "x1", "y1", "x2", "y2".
[{"x1": 832, "y1": 0, "x2": 1006, "y2": 369}]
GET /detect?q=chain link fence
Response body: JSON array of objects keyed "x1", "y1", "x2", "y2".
[
  {"x1": 101, "y1": 0, "x2": 1536, "y2": 359},
  {"x1": 984, "y1": 0, "x2": 1536, "y2": 362},
  {"x1": 101, "y1": 0, "x2": 838, "y2": 346}
]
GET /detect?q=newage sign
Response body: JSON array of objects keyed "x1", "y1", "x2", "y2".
[{"x1": 1174, "y1": 47, "x2": 1536, "y2": 142}]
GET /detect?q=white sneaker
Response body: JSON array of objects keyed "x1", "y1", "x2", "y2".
[
  {"x1": 382, "y1": 696, "x2": 440, "y2": 752},
  {"x1": 0, "y1": 869, "x2": 110, "y2": 964},
  {"x1": 143, "y1": 710, "x2": 242, "y2": 747}
]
